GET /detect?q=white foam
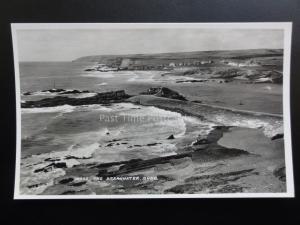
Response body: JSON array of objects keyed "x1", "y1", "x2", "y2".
[
  {"x1": 65, "y1": 143, "x2": 99, "y2": 159},
  {"x1": 97, "y1": 82, "x2": 107, "y2": 86},
  {"x1": 20, "y1": 142, "x2": 100, "y2": 195},
  {"x1": 82, "y1": 72, "x2": 115, "y2": 78},
  {"x1": 23, "y1": 89, "x2": 72, "y2": 96},
  {"x1": 20, "y1": 167, "x2": 65, "y2": 195},
  {"x1": 127, "y1": 71, "x2": 158, "y2": 82},
  {"x1": 72, "y1": 93, "x2": 97, "y2": 98},
  {"x1": 264, "y1": 86, "x2": 272, "y2": 91},
  {"x1": 75, "y1": 104, "x2": 113, "y2": 112},
  {"x1": 22, "y1": 89, "x2": 96, "y2": 98},
  {"x1": 211, "y1": 114, "x2": 283, "y2": 137},
  {"x1": 22, "y1": 105, "x2": 76, "y2": 114}
]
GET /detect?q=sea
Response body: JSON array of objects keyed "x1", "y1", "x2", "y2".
[
  {"x1": 20, "y1": 62, "x2": 211, "y2": 158},
  {"x1": 19, "y1": 62, "x2": 284, "y2": 195}
]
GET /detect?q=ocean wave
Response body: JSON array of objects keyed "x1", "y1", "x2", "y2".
[
  {"x1": 21, "y1": 105, "x2": 76, "y2": 114},
  {"x1": 20, "y1": 142, "x2": 100, "y2": 195},
  {"x1": 21, "y1": 104, "x2": 114, "y2": 114},
  {"x1": 97, "y1": 82, "x2": 107, "y2": 86},
  {"x1": 116, "y1": 104, "x2": 187, "y2": 138},
  {"x1": 82, "y1": 72, "x2": 115, "y2": 78},
  {"x1": 22, "y1": 91, "x2": 59, "y2": 96},
  {"x1": 22, "y1": 89, "x2": 98, "y2": 99},
  {"x1": 127, "y1": 71, "x2": 157, "y2": 82}
]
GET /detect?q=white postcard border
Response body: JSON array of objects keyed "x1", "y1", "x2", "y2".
[{"x1": 11, "y1": 22, "x2": 294, "y2": 199}]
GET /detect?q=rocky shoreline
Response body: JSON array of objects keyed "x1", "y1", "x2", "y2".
[
  {"x1": 22, "y1": 89, "x2": 131, "y2": 108},
  {"x1": 20, "y1": 87, "x2": 286, "y2": 195}
]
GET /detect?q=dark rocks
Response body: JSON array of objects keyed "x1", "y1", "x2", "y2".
[
  {"x1": 210, "y1": 184, "x2": 244, "y2": 193},
  {"x1": 167, "y1": 134, "x2": 175, "y2": 140},
  {"x1": 23, "y1": 91, "x2": 32, "y2": 96},
  {"x1": 64, "y1": 155, "x2": 91, "y2": 160},
  {"x1": 59, "y1": 177, "x2": 74, "y2": 184},
  {"x1": 140, "y1": 87, "x2": 187, "y2": 101},
  {"x1": 22, "y1": 89, "x2": 90, "y2": 96},
  {"x1": 59, "y1": 90, "x2": 89, "y2": 94},
  {"x1": 34, "y1": 162, "x2": 67, "y2": 173},
  {"x1": 109, "y1": 139, "x2": 122, "y2": 142},
  {"x1": 69, "y1": 181, "x2": 87, "y2": 187},
  {"x1": 185, "y1": 169, "x2": 256, "y2": 183},
  {"x1": 191, "y1": 145, "x2": 249, "y2": 161},
  {"x1": 127, "y1": 143, "x2": 160, "y2": 148},
  {"x1": 176, "y1": 79, "x2": 208, "y2": 83},
  {"x1": 106, "y1": 143, "x2": 114, "y2": 147},
  {"x1": 61, "y1": 190, "x2": 77, "y2": 195},
  {"x1": 273, "y1": 166, "x2": 286, "y2": 182},
  {"x1": 61, "y1": 189, "x2": 89, "y2": 195},
  {"x1": 192, "y1": 138, "x2": 210, "y2": 145},
  {"x1": 96, "y1": 153, "x2": 192, "y2": 178},
  {"x1": 271, "y1": 133, "x2": 284, "y2": 140},
  {"x1": 21, "y1": 90, "x2": 131, "y2": 108},
  {"x1": 157, "y1": 175, "x2": 175, "y2": 181},
  {"x1": 27, "y1": 183, "x2": 44, "y2": 189},
  {"x1": 205, "y1": 126, "x2": 231, "y2": 143},
  {"x1": 164, "y1": 183, "x2": 195, "y2": 194},
  {"x1": 165, "y1": 169, "x2": 257, "y2": 194},
  {"x1": 191, "y1": 100, "x2": 202, "y2": 104},
  {"x1": 60, "y1": 188, "x2": 93, "y2": 195},
  {"x1": 44, "y1": 157, "x2": 60, "y2": 162},
  {"x1": 146, "y1": 143, "x2": 160, "y2": 146}
]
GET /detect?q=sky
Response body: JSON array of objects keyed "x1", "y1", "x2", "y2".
[{"x1": 16, "y1": 28, "x2": 284, "y2": 61}]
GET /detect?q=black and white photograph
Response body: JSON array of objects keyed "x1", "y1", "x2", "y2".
[{"x1": 12, "y1": 23, "x2": 294, "y2": 198}]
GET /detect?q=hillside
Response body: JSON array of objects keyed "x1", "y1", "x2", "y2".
[{"x1": 73, "y1": 49, "x2": 283, "y2": 68}]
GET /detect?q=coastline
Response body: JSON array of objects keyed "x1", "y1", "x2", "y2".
[{"x1": 19, "y1": 88, "x2": 286, "y2": 195}]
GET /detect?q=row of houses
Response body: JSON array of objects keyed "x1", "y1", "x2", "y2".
[
  {"x1": 123, "y1": 60, "x2": 214, "y2": 70},
  {"x1": 96, "y1": 59, "x2": 215, "y2": 71},
  {"x1": 168, "y1": 60, "x2": 213, "y2": 67}
]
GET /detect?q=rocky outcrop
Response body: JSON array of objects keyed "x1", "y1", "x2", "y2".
[
  {"x1": 176, "y1": 79, "x2": 208, "y2": 83},
  {"x1": 140, "y1": 87, "x2": 187, "y2": 101},
  {"x1": 167, "y1": 134, "x2": 175, "y2": 140},
  {"x1": 271, "y1": 133, "x2": 284, "y2": 140},
  {"x1": 23, "y1": 89, "x2": 90, "y2": 96},
  {"x1": 34, "y1": 162, "x2": 67, "y2": 173},
  {"x1": 21, "y1": 90, "x2": 131, "y2": 108},
  {"x1": 165, "y1": 169, "x2": 258, "y2": 194},
  {"x1": 64, "y1": 126, "x2": 249, "y2": 179}
]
